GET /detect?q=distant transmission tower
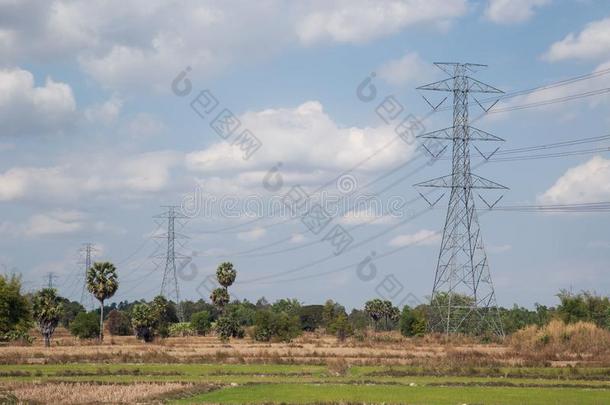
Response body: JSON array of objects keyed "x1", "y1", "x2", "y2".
[
  {"x1": 415, "y1": 63, "x2": 506, "y2": 336},
  {"x1": 79, "y1": 243, "x2": 96, "y2": 310},
  {"x1": 45, "y1": 272, "x2": 58, "y2": 289},
  {"x1": 154, "y1": 206, "x2": 187, "y2": 322}
]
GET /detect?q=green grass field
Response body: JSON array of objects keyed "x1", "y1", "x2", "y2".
[{"x1": 2, "y1": 363, "x2": 610, "y2": 404}]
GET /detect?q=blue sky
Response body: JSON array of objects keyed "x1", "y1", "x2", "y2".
[{"x1": 1, "y1": 0, "x2": 610, "y2": 310}]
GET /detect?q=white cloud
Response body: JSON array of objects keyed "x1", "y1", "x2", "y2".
[
  {"x1": 0, "y1": 67, "x2": 76, "y2": 136},
  {"x1": 120, "y1": 113, "x2": 166, "y2": 138},
  {"x1": 377, "y1": 52, "x2": 435, "y2": 86},
  {"x1": 23, "y1": 210, "x2": 85, "y2": 237},
  {"x1": 85, "y1": 96, "x2": 122, "y2": 125},
  {"x1": 186, "y1": 101, "x2": 416, "y2": 176},
  {"x1": 0, "y1": 150, "x2": 181, "y2": 202},
  {"x1": 538, "y1": 155, "x2": 610, "y2": 204},
  {"x1": 0, "y1": 210, "x2": 124, "y2": 238},
  {"x1": 388, "y1": 229, "x2": 440, "y2": 247},
  {"x1": 237, "y1": 227, "x2": 267, "y2": 241},
  {"x1": 296, "y1": 0, "x2": 468, "y2": 44},
  {"x1": 544, "y1": 17, "x2": 610, "y2": 62},
  {"x1": 0, "y1": 1, "x2": 467, "y2": 92},
  {"x1": 484, "y1": 0, "x2": 551, "y2": 25}
]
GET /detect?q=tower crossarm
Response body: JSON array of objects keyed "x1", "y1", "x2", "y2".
[
  {"x1": 417, "y1": 126, "x2": 505, "y2": 142},
  {"x1": 415, "y1": 174, "x2": 508, "y2": 190}
]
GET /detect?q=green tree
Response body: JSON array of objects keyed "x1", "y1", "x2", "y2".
[
  {"x1": 399, "y1": 305, "x2": 427, "y2": 337},
  {"x1": 211, "y1": 288, "x2": 229, "y2": 308},
  {"x1": 86, "y1": 262, "x2": 119, "y2": 342},
  {"x1": 298, "y1": 305, "x2": 324, "y2": 331},
  {"x1": 0, "y1": 274, "x2": 31, "y2": 342},
  {"x1": 364, "y1": 299, "x2": 384, "y2": 331},
  {"x1": 322, "y1": 299, "x2": 345, "y2": 327},
  {"x1": 131, "y1": 303, "x2": 157, "y2": 342},
  {"x1": 31, "y1": 288, "x2": 63, "y2": 347},
  {"x1": 328, "y1": 312, "x2": 353, "y2": 342},
  {"x1": 216, "y1": 262, "x2": 236, "y2": 290},
  {"x1": 253, "y1": 310, "x2": 301, "y2": 342},
  {"x1": 70, "y1": 312, "x2": 100, "y2": 339},
  {"x1": 107, "y1": 309, "x2": 131, "y2": 336},
  {"x1": 271, "y1": 298, "x2": 301, "y2": 316},
  {"x1": 151, "y1": 295, "x2": 176, "y2": 337},
  {"x1": 190, "y1": 310, "x2": 212, "y2": 335},
  {"x1": 211, "y1": 262, "x2": 243, "y2": 341},
  {"x1": 59, "y1": 299, "x2": 85, "y2": 328},
  {"x1": 216, "y1": 313, "x2": 243, "y2": 341}
]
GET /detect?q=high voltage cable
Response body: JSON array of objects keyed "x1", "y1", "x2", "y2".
[{"x1": 191, "y1": 69, "x2": 610, "y2": 235}]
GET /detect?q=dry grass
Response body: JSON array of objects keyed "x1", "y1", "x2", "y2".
[
  {"x1": 3, "y1": 326, "x2": 609, "y2": 368},
  {"x1": 8, "y1": 382, "x2": 193, "y2": 404},
  {"x1": 510, "y1": 320, "x2": 610, "y2": 362}
]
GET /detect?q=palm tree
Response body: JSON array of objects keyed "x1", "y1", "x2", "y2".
[
  {"x1": 32, "y1": 288, "x2": 63, "y2": 347},
  {"x1": 86, "y1": 262, "x2": 119, "y2": 342},
  {"x1": 216, "y1": 262, "x2": 236, "y2": 290},
  {"x1": 364, "y1": 299, "x2": 384, "y2": 331}
]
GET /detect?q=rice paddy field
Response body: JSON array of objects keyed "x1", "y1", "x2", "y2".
[{"x1": 0, "y1": 330, "x2": 609, "y2": 404}]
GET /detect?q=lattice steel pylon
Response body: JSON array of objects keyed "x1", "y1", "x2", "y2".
[
  {"x1": 154, "y1": 206, "x2": 187, "y2": 322},
  {"x1": 79, "y1": 243, "x2": 96, "y2": 310},
  {"x1": 415, "y1": 63, "x2": 506, "y2": 336}
]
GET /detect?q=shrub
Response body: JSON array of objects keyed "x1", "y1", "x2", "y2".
[
  {"x1": 107, "y1": 310, "x2": 131, "y2": 336},
  {"x1": 70, "y1": 312, "x2": 100, "y2": 339},
  {"x1": 0, "y1": 274, "x2": 32, "y2": 342},
  {"x1": 216, "y1": 314, "x2": 244, "y2": 342},
  {"x1": 168, "y1": 322, "x2": 196, "y2": 337},
  {"x1": 400, "y1": 306, "x2": 426, "y2": 337},
  {"x1": 510, "y1": 320, "x2": 610, "y2": 359},
  {"x1": 327, "y1": 313, "x2": 353, "y2": 341},
  {"x1": 253, "y1": 310, "x2": 301, "y2": 342},
  {"x1": 190, "y1": 311, "x2": 212, "y2": 335}
]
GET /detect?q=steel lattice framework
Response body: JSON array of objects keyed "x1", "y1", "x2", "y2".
[
  {"x1": 154, "y1": 206, "x2": 187, "y2": 322},
  {"x1": 415, "y1": 63, "x2": 506, "y2": 336},
  {"x1": 79, "y1": 242, "x2": 96, "y2": 311}
]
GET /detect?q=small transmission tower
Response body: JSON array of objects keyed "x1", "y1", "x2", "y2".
[
  {"x1": 79, "y1": 243, "x2": 97, "y2": 310},
  {"x1": 415, "y1": 63, "x2": 506, "y2": 336},
  {"x1": 154, "y1": 206, "x2": 188, "y2": 322},
  {"x1": 45, "y1": 272, "x2": 58, "y2": 289}
]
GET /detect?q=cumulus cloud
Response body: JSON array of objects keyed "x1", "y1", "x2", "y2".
[
  {"x1": 0, "y1": 1, "x2": 468, "y2": 92},
  {"x1": 377, "y1": 52, "x2": 435, "y2": 86},
  {"x1": 388, "y1": 229, "x2": 440, "y2": 247},
  {"x1": 544, "y1": 17, "x2": 610, "y2": 62},
  {"x1": 186, "y1": 101, "x2": 416, "y2": 176},
  {"x1": 484, "y1": 0, "x2": 551, "y2": 25},
  {"x1": 538, "y1": 156, "x2": 610, "y2": 204},
  {"x1": 0, "y1": 67, "x2": 76, "y2": 136},
  {"x1": 296, "y1": 0, "x2": 468, "y2": 44},
  {"x1": 0, "y1": 150, "x2": 181, "y2": 202},
  {"x1": 23, "y1": 210, "x2": 85, "y2": 237},
  {"x1": 0, "y1": 210, "x2": 124, "y2": 238},
  {"x1": 85, "y1": 96, "x2": 122, "y2": 125}
]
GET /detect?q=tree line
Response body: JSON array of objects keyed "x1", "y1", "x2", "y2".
[{"x1": 1, "y1": 261, "x2": 609, "y2": 346}]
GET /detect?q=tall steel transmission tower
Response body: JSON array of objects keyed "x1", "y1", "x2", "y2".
[
  {"x1": 415, "y1": 63, "x2": 506, "y2": 336},
  {"x1": 79, "y1": 242, "x2": 96, "y2": 310},
  {"x1": 153, "y1": 206, "x2": 187, "y2": 322}
]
